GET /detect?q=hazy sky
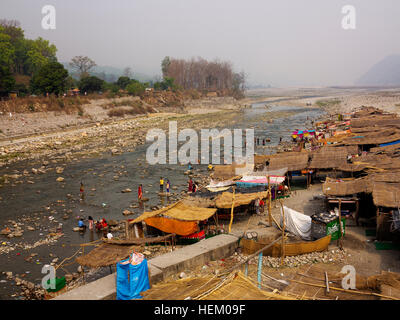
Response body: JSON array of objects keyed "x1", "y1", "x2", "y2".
[{"x1": 1, "y1": 0, "x2": 400, "y2": 86}]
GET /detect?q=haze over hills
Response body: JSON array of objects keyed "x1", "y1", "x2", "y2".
[
  {"x1": 62, "y1": 63, "x2": 156, "y2": 83},
  {"x1": 355, "y1": 55, "x2": 400, "y2": 87}
]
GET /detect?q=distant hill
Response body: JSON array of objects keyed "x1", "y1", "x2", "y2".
[
  {"x1": 62, "y1": 63, "x2": 156, "y2": 83},
  {"x1": 356, "y1": 55, "x2": 400, "y2": 86}
]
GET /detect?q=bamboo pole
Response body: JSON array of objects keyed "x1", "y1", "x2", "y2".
[
  {"x1": 228, "y1": 186, "x2": 236, "y2": 234},
  {"x1": 280, "y1": 200, "x2": 285, "y2": 265},
  {"x1": 337, "y1": 199, "x2": 343, "y2": 249},
  {"x1": 267, "y1": 176, "x2": 272, "y2": 226}
]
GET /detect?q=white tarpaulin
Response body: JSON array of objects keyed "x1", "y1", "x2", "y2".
[{"x1": 280, "y1": 206, "x2": 311, "y2": 240}]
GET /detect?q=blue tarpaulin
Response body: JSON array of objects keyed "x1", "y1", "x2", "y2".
[
  {"x1": 116, "y1": 258, "x2": 150, "y2": 300},
  {"x1": 379, "y1": 140, "x2": 400, "y2": 147}
]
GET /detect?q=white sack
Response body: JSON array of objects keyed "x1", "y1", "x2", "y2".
[{"x1": 280, "y1": 206, "x2": 311, "y2": 240}]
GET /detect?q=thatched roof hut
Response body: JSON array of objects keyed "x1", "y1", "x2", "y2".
[
  {"x1": 309, "y1": 147, "x2": 348, "y2": 169},
  {"x1": 372, "y1": 182, "x2": 400, "y2": 208},
  {"x1": 215, "y1": 191, "x2": 268, "y2": 209},
  {"x1": 75, "y1": 243, "x2": 136, "y2": 268},
  {"x1": 130, "y1": 201, "x2": 217, "y2": 224},
  {"x1": 350, "y1": 115, "x2": 400, "y2": 128},
  {"x1": 322, "y1": 177, "x2": 371, "y2": 196},
  {"x1": 255, "y1": 152, "x2": 309, "y2": 172}
]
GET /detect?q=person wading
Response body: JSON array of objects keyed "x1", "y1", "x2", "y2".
[
  {"x1": 159, "y1": 177, "x2": 164, "y2": 193},
  {"x1": 80, "y1": 182, "x2": 85, "y2": 201},
  {"x1": 188, "y1": 178, "x2": 193, "y2": 192},
  {"x1": 138, "y1": 184, "x2": 143, "y2": 200}
]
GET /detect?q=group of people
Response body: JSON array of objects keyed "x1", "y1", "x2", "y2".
[
  {"x1": 77, "y1": 216, "x2": 112, "y2": 238},
  {"x1": 159, "y1": 177, "x2": 171, "y2": 194}
]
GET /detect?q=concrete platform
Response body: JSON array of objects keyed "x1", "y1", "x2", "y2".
[{"x1": 54, "y1": 233, "x2": 239, "y2": 300}]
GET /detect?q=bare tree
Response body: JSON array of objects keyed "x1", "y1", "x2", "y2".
[
  {"x1": 69, "y1": 56, "x2": 97, "y2": 78},
  {"x1": 163, "y1": 56, "x2": 245, "y2": 97},
  {"x1": 0, "y1": 19, "x2": 21, "y2": 28},
  {"x1": 123, "y1": 67, "x2": 132, "y2": 78}
]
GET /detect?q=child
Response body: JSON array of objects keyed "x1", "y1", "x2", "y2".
[{"x1": 166, "y1": 179, "x2": 170, "y2": 194}]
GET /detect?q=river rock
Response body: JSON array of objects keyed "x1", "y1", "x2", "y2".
[
  {"x1": 121, "y1": 188, "x2": 132, "y2": 193},
  {"x1": 1, "y1": 228, "x2": 11, "y2": 235},
  {"x1": 123, "y1": 210, "x2": 132, "y2": 216},
  {"x1": 65, "y1": 274, "x2": 73, "y2": 282},
  {"x1": 56, "y1": 177, "x2": 64, "y2": 182}
]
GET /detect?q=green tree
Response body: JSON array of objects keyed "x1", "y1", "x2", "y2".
[
  {"x1": 116, "y1": 76, "x2": 131, "y2": 89},
  {"x1": 126, "y1": 81, "x2": 145, "y2": 96},
  {"x1": 30, "y1": 61, "x2": 68, "y2": 95},
  {"x1": 0, "y1": 27, "x2": 16, "y2": 94},
  {"x1": 25, "y1": 37, "x2": 57, "y2": 74},
  {"x1": 78, "y1": 76, "x2": 104, "y2": 93}
]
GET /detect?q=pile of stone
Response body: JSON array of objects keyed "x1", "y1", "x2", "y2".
[{"x1": 237, "y1": 249, "x2": 348, "y2": 269}]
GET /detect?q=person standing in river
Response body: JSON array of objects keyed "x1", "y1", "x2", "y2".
[
  {"x1": 138, "y1": 184, "x2": 143, "y2": 200},
  {"x1": 188, "y1": 178, "x2": 193, "y2": 192},
  {"x1": 159, "y1": 177, "x2": 164, "y2": 192},
  {"x1": 88, "y1": 216, "x2": 94, "y2": 230},
  {"x1": 80, "y1": 182, "x2": 85, "y2": 201},
  {"x1": 166, "y1": 179, "x2": 170, "y2": 195}
]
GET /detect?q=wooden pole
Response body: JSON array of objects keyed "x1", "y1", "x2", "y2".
[
  {"x1": 280, "y1": 200, "x2": 285, "y2": 266},
  {"x1": 337, "y1": 199, "x2": 343, "y2": 249},
  {"x1": 325, "y1": 271, "x2": 330, "y2": 294},
  {"x1": 257, "y1": 252, "x2": 263, "y2": 288},
  {"x1": 125, "y1": 220, "x2": 129, "y2": 240},
  {"x1": 267, "y1": 175, "x2": 272, "y2": 226},
  {"x1": 228, "y1": 186, "x2": 236, "y2": 234}
]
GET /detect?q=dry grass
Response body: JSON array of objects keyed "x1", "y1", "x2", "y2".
[{"x1": 0, "y1": 95, "x2": 90, "y2": 114}]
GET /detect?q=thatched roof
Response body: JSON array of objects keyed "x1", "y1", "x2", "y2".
[
  {"x1": 370, "y1": 171, "x2": 400, "y2": 183},
  {"x1": 215, "y1": 191, "x2": 268, "y2": 209},
  {"x1": 352, "y1": 154, "x2": 400, "y2": 171},
  {"x1": 372, "y1": 182, "x2": 400, "y2": 208},
  {"x1": 370, "y1": 143, "x2": 400, "y2": 154},
  {"x1": 350, "y1": 115, "x2": 400, "y2": 128},
  {"x1": 341, "y1": 131, "x2": 400, "y2": 146},
  {"x1": 130, "y1": 201, "x2": 217, "y2": 224},
  {"x1": 141, "y1": 271, "x2": 295, "y2": 300},
  {"x1": 75, "y1": 243, "x2": 135, "y2": 268},
  {"x1": 255, "y1": 152, "x2": 309, "y2": 172},
  {"x1": 352, "y1": 107, "x2": 387, "y2": 118},
  {"x1": 322, "y1": 177, "x2": 371, "y2": 196},
  {"x1": 309, "y1": 147, "x2": 348, "y2": 169},
  {"x1": 212, "y1": 162, "x2": 251, "y2": 180}
]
